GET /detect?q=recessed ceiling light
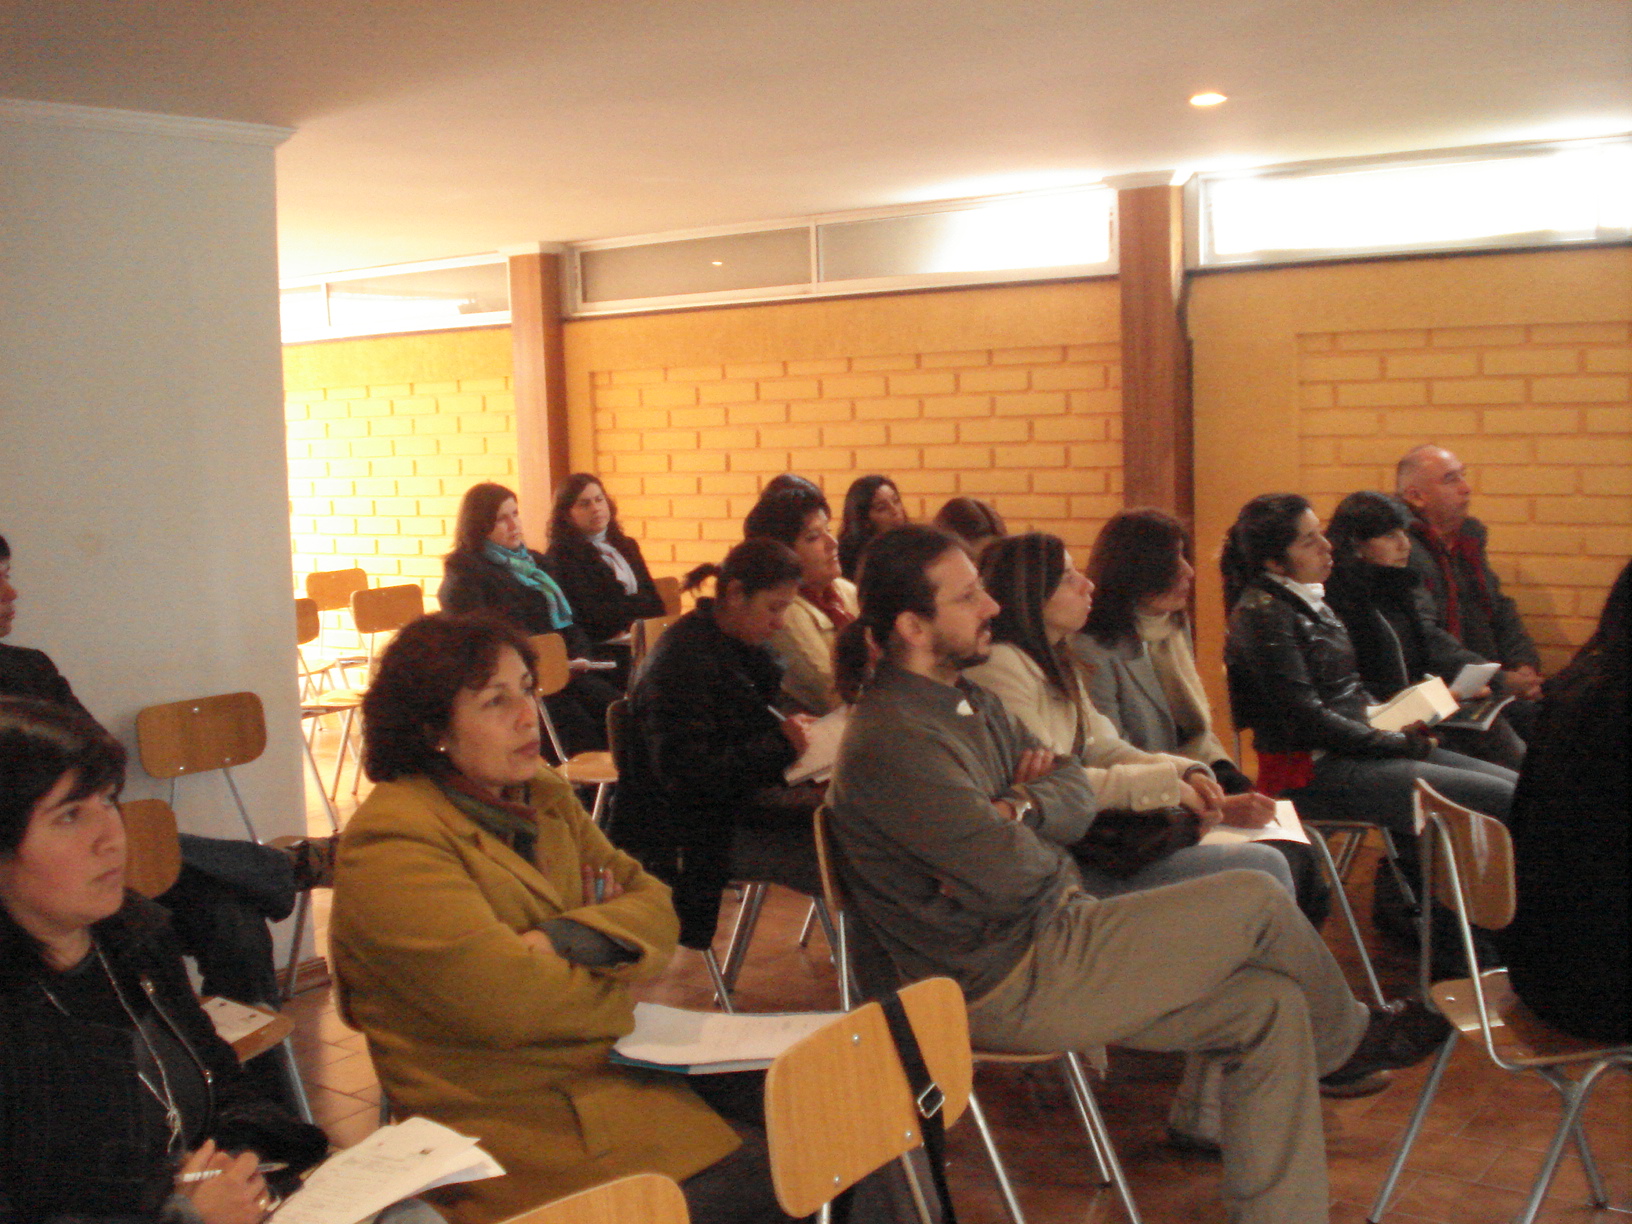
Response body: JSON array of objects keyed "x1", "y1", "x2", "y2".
[
  {"x1": 1190, "y1": 92, "x2": 1227, "y2": 108},
  {"x1": 711, "y1": 260, "x2": 723, "y2": 266}
]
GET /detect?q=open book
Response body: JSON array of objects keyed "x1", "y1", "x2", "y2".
[
  {"x1": 1201, "y1": 799, "x2": 1310, "y2": 847},
  {"x1": 1368, "y1": 672, "x2": 1514, "y2": 734},
  {"x1": 783, "y1": 707, "x2": 850, "y2": 785},
  {"x1": 611, "y1": 1002, "x2": 841, "y2": 1074},
  {"x1": 269, "y1": 1117, "x2": 502, "y2": 1224}
]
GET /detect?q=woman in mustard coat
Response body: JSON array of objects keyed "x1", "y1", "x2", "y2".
[{"x1": 330, "y1": 613, "x2": 789, "y2": 1224}]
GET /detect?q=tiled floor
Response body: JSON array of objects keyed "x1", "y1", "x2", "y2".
[{"x1": 291, "y1": 727, "x2": 1630, "y2": 1222}]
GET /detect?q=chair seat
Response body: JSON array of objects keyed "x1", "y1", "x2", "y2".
[
  {"x1": 560, "y1": 751, "x2": 617, "y2": 785},
  {"x1": 1432, "y1": 969, "x2": 1628, "y2": 1067},
  {"x1": 303, "y1": 688, "x2": 364, "y2": 714}
]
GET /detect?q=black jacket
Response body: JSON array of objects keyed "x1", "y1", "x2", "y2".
[
  {"x1": 0, "y1": 643, "x2": 90, "y2": 717},
  {"x1": 541, "y1": 533, "x2": 665, "y2": 644},
  {"x1": 1406, "y1": 514, "x2": 1541, "y2": 671},
  {"x1": 607, "y1": 601, "x2": 796, "y2": 948},
  {"x1": 0, "y1": 897, "x2": 327, "y2": 1222},
  {"x1": 1225, "y1": 578, "x2": 1421, "y2": 759},
  {"x1": 1325, "y1": 560, "x2": 1488, "y2": 702},
  {"x1": 439, "y1": 549, "x2": 594, "y2": 657}
]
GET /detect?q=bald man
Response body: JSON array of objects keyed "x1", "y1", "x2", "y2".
[{"x1": 1396, "y1": 445, "x2": 1544, "y2": 706}]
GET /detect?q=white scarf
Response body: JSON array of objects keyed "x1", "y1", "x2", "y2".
[{"x1": 590, "y1": 531, "x2": 639, "y2": 595}]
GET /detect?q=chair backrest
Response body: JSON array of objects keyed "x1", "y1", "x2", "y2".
[
  {"x1": 1414, "y1": 780, "x2": 1516, "y2": 933},
  {"x1": 120, "y1": 798, "x2": 182, "y2": 897},
  {"x1": 305, "y1": 567, "x2": 369, "y2": 613},
  {"x1": 529, "y1": 632, "x2": 572, "y2": 698},
  {"x1": 295, "y1": 597, "x2": 322, "y2": 647},
  {"x1": 631, "y1": 612, "x2": 681, "y2": 669},
  {"x1": 812, "y1": 804, "x2": 847, "y2": 919},
  {"x1": 764, "y1": 976, "x2": 972, "y2": 1217},
  {"x1": 654, "y1": 574, "x2": 682, "y2": 616},
  {"x1": 605, "y1": 697, "x2": 629, "y2": 765},
  {"x1": 351, "y1": 583, "x2": 424, "y2": 636},
  {"x1": 502, "y1": 1173, "x2": 688, "y2": 1224},
  {"x1": 136, "y1": 692, "x2": 267, "y2": 778}
]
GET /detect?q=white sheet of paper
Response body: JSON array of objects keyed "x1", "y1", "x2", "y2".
[
  {"x1": 783, "y1": 707, "x2": 850, "y2": 784},
  {"x1": 269, "y1": 1117, "x2": 502, "y2": 1224},
  {"x1": 1450, "y1": 662, "x2": 1501, "y2": 699},
  {"x1": 1368, "y1": 676, "x2": 1459, "y2": 732},
  {"x1": 1200, "y1": 799, "x2": 1310, "y2": 847},
  {"x1": 201, "y1": 996, "x2": 280, "y2": 1046},
  {"x1": 614, "y1": 1003, "x2": 840, "y2": 1071}
]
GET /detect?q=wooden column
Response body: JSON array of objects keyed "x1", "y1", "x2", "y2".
[
  {"x1": 508, "y1": 249, "x2": 572, "y2": 544},
  {"x1": 1114, "y1": 180, "x2": 1193, "y2": 525}
]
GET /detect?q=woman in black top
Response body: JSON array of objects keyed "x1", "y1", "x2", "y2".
[
  {"x1": 1498, "y1": 560, "x2": 1630, "y2": 1041},
  {"x1": 541, "y1": 474, "x2": 666, "y2": 675},
  {"x1": 1323, "y1": 491, "x2": 1524, "y2": 767},
  {"x1": 836, "y1": 475, "x2": 907, "y2": 581},
  {"x1": 439, "y1": 482, "x2": 620, "y2": 755},
  {"x1": 0, "y1": 698, "x2": 328, "y2": 1224},
  {"x1": 607, "y1": 540, "x2": 822, "y2": 951}
]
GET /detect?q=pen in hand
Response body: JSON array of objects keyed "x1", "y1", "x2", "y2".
[{"x1": 176, "y1": 1160, "x2": 287, "y2": 1184}]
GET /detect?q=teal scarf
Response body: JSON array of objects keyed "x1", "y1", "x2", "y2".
[{"x1": 483, "y1": 542, "x2": 574, "y2": 630}]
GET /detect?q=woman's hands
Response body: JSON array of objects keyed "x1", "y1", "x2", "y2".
[
  {"x1": 1177, "y1": 781, "x2": 1223, "y2": 831},
  {"x1": 1219, "y1": 791, "x2": 1277, "y2": 828},
  {"x1": 175, "y1": 1141, "x2": 271, "y2": 1224},
  {"x1": 779, "y1": 712, "x2": 815, "y2": 756}
]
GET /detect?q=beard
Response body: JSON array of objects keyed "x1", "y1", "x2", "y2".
[{"x1": 936, "y1": 624, "x2": 993, "y2": 671}]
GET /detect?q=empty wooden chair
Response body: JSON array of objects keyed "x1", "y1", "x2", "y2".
[
  {"x1": 630, "y1": 611, "x2": 681, "y2": 671},
  {"x1": 530, "y1": 632, "x2": 619, "y2": 824},
  {"x1": 654, "y1": 574, "x2": 682, "y2": 616},
  {"x1": 136, "y1": 691, "x2": 268, "y2": 841},
  {"x1": 304, "y1": 566, "x2": 372, "y2": 684},
  {"x1": 1367, "y1": 781, "x2": 1632, "y2": 1224},
  {"x1": 501, "y1": 1173, "x2": 688, "y2": 1224},
  {"x1": 296, "y1": 597, "x2": 361, "y2": 817}
]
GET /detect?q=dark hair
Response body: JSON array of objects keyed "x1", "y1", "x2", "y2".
[
  {"x1": 1084, "y1": 509, "x2": 1190, "y2": 645},
  {"x1": 837, "y1": 476, "x2": 900, "y2": 580},
  {"x1": 0, "y1": 698, "x2": 128, "y2": 982},
  {"x1": 743, "y1": 487, "x2": 828, "y2": 549},
  {"x1": 835, "y1": 525, "x2": 961, "y2": 702},
  {"x1": 451, "y1": 482, "x2": 518, "y2": 556},
  {"x1": 547, "y1": 473, "x2": 625, "y2": 546},
  {"x1": 982, "y1": 533, "x2": 1079, "y2": 698},
  {"x1": 1326, "y1": 491, "x2": 1411, "y2": 561},
  {"x1": 1221, "y1": 493, "x2": 1312, "y2": 608},
  {"x1": 932, "y1": 498, "x2": 1006, "y2": 557},
  {"x1": 0, "y1": 533, "x2": 9, "y2": 561},
  {"x1": 761, "y1": 473, "x2": 826, "y2": 501},
  {"x1": 361, "y1": 613, "x2": 538, "y2": 783},
  {"x1": 681, "y1": 538, "x2": 802, "y2": 600},
  {"x1": 1555, "y1": 557, "x2": 1631, "y2": 699}
]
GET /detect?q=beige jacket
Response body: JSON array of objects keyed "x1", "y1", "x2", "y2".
[
  {"x1": 770, "y1": 578, "x2": 859, "y2": 714},
  {"x1": 330, "y1": 771, "x2": 738, "y2": 1224},
  {"x1": 965, "y1": 642, "x2": 1202, "y2": 811}
]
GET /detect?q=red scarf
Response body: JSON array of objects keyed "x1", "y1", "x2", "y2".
[{"x1": 804, "y1": 584, "x2": 856, "y2": 631}]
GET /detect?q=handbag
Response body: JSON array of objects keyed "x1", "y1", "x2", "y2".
[{"x1": 1073, "y1": 806, "x2": 1201, "y2": 878}]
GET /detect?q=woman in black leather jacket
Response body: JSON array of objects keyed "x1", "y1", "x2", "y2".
[
  {"x1": 0, "y1": 698, "x2": 328, "y2": 1224},
  {"x1": 607, "y1": 540, "x2": 823, "y2": 952},
  {"x1": 1221, "y1": 494, "x2": 1515, "y2": 849},
  {"x1": 1324, "y1": 491, "x2": 1525, "y2": 768}
]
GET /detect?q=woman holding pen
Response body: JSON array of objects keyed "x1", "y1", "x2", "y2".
[{"x1": 0, "y1": 698, "x2": 328, "y2": 1223}]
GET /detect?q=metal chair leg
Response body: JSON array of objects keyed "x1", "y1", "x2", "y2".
[
  {"x1": 589, "y1": 782, "x2": 610, "y2": 826},
  {"x1": 719, "y1": 882, "x2": 767, "y2": 990},
  {"x1": 275, "y1": 1037, "x2": 313, "y2": 1123},
  {"x1": 966, "y1": 1086, "x2": 1027, "y2": 1224},
  {"x1": 897, "y1": 1151, "x2": 936, "y2": 1224},
  {"x1": 1059, "y1": 1054, "x2": 1111, "y2": 1184},
  {"x1": 1368, "y1": 1032, "x2": 1456, "y2": 1221},
  {"x1": 301, "y1": 731, "x2": 341, "y2": 834},
  {"x1": 701, "y1": 947, "x2": 736, "y2": 1014},
  {"x1": 1063, "y1": 1052, "x2": 1141, "y2": 1222},
  {"x1": 1308, "y1": 824, "x2": 1388, "y2": 1008},
  {"x1": 1517, "y1": 1060, "x2": 1622, "y2": 1223},
  {"x1": 798, "y1": 900, "x2": 819, "y2": 947},
  {"x1": 811, "y1": 897, "x2": 840, "y2": 956},
  {"x1": 281, "y1": 891, "x2": 311, "y2": 1004}
]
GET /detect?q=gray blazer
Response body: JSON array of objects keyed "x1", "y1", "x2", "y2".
[{"x1": 1072, "y1": 632, "x2": 1185, "y2": 753}]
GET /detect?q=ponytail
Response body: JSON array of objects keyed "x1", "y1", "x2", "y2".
[
  {"x1": 1221, "y1": 493, "x2": 1310, "y2": 608},
  {"x1": 839, "y1": 524, "x2": 961, "y2": 700},
  {"x1": 835, "y1": 620, "x2": 875, "y2": 705},
  {"x1": 684, "y1": 538, "x2": 802, "y2": 599}
]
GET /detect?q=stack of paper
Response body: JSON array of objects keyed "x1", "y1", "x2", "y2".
[
  {"x1": 270, "y1": 1117, "x2": 503, "y2": 1224},
  {"x1": 1367, "y1": 676, "x2": 1459, "y2": 732},
  {"x1": 612, "y1": 1003, "x2": 841, "y2": 1073}
]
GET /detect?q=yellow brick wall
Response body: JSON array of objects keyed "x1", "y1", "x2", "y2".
[
  {"x1": 1191, "y1": 247, "x2": 1632, "y2": 732},
  {"x1": 563, "y1": 281, "x2": 1122, "y2": 573},
  {"x1": 1296, "y1": 322, "x2": 1630, "y2": 672},
  {"x1": 283, "y1": 327, "x2": 515, "y2": 616}
]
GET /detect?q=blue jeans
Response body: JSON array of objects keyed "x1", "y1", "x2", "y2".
[
  {"x1": 1286, "y1": 747, "x2": 1517, "y2": 836},
  {"x1": 1076, "y1": 839, "x2": 1296, "y2": 900}
]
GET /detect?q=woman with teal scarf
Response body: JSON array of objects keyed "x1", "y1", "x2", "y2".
[{"x1": 441, "y1": 482, "x2": 620, "y2": 755}]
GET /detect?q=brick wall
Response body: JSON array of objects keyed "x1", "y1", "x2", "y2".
[
  {"x1": 1296, "y1": 321, "x2": 1630, "y2": 671},
  {"x1": 283, "y1": 328, "x2": 515, "y2": 631},
  {"x1": 566, "y1": 282, "x2": 1125, "y2": 575}
]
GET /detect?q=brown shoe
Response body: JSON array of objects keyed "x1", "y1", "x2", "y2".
[{"x1": 1321, "y1": 998, "x2": 1451, "y2": 1091}]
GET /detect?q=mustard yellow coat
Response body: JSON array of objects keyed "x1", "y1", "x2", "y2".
[{"x1": 330, "y1": 770, "x2": 739, "y2": 1223}]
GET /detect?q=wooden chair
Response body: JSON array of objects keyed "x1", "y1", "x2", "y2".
[
  {"x1": 630, "y1": 611, "x2": 681, "y2": 670},
  {"x1": 654, "y1": 574, "x2": 682, "y2": 616},
  {"x1": 501, "y1": 1172, "x2": 688, "y2": 1224},
  {"x1": 304, "y1": 567, "x2": 371, "y2": 684},
  {"x1": 812, "y1": 805, "x2": 1138, "y2": 1224},
  {"x1": 118, "y1": 799, "x2": 309, "y2": 1116},
  {"x1": 530, "y1": 633, "x2": 619, "y2": 825},
  {"x1": 136, "y1": 692, "x2": 268, "y2": 841},
  {"x1": 765, "y1": 976, "x2": 971, "y2": 1222},
  {"x1": 296, "y1": 597, "x2": 362, "y2": 816},
  {"x1": 338, "y1": 582, "x2": 424, "y2": 794},
  {"x1": 1368, "y1": 781, "x2": 1632, "y2": 1224}
]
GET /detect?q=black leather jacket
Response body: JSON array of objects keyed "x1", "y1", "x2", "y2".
[
  {"x1": 1225, "y1": 577, "x2": 1420, "y2": 759},
  {"x1": 0, "y1": 897, "x2": 327, "y2": 1222}
]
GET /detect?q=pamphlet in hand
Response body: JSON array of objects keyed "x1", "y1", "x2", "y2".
[
  {"x1": 611, "y1": 1002, "x2": 841, "y2": 1074},
  {"x1": 783, "y1": 707, "x2": 850, "y2": 785},
  {"x1": 1449, "y1": 662, "x2": 1500, "y2": 699},
  {"x1": 269, "y1": 1117, "x2": 503, "y2": 1224},
  {"x1": 1367, "y1": 674, "x2": 1514, "y2": 734}
]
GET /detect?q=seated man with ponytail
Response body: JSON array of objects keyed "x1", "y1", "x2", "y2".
[
  {"x1": 826, "y1": 524, "x2": 1450, "y2": 1224},
  {"x1": 607, "y1": 539, "x2": 824, "y2": 953}
]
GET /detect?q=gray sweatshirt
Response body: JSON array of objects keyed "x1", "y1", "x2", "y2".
[{"x1": 827, "y1": 661, "x2": 1096, "y2": 999}]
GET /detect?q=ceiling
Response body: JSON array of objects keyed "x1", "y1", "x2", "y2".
[{"x1": 3, "y1": 1, "x2": 1628, "y2": 280}]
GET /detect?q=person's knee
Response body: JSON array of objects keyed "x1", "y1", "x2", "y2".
[{"x1": 1231, "y1": 844, "x2": 1297, "y2": 897}]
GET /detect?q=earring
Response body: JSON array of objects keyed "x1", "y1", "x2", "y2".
[{"x1": 436, "y1": 744, "x2": 448, "y2": 754}]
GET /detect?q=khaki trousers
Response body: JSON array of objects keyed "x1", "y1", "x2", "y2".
[{"x1": 966, "y1": 870, "x2": 1368, "y2": 1224}]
